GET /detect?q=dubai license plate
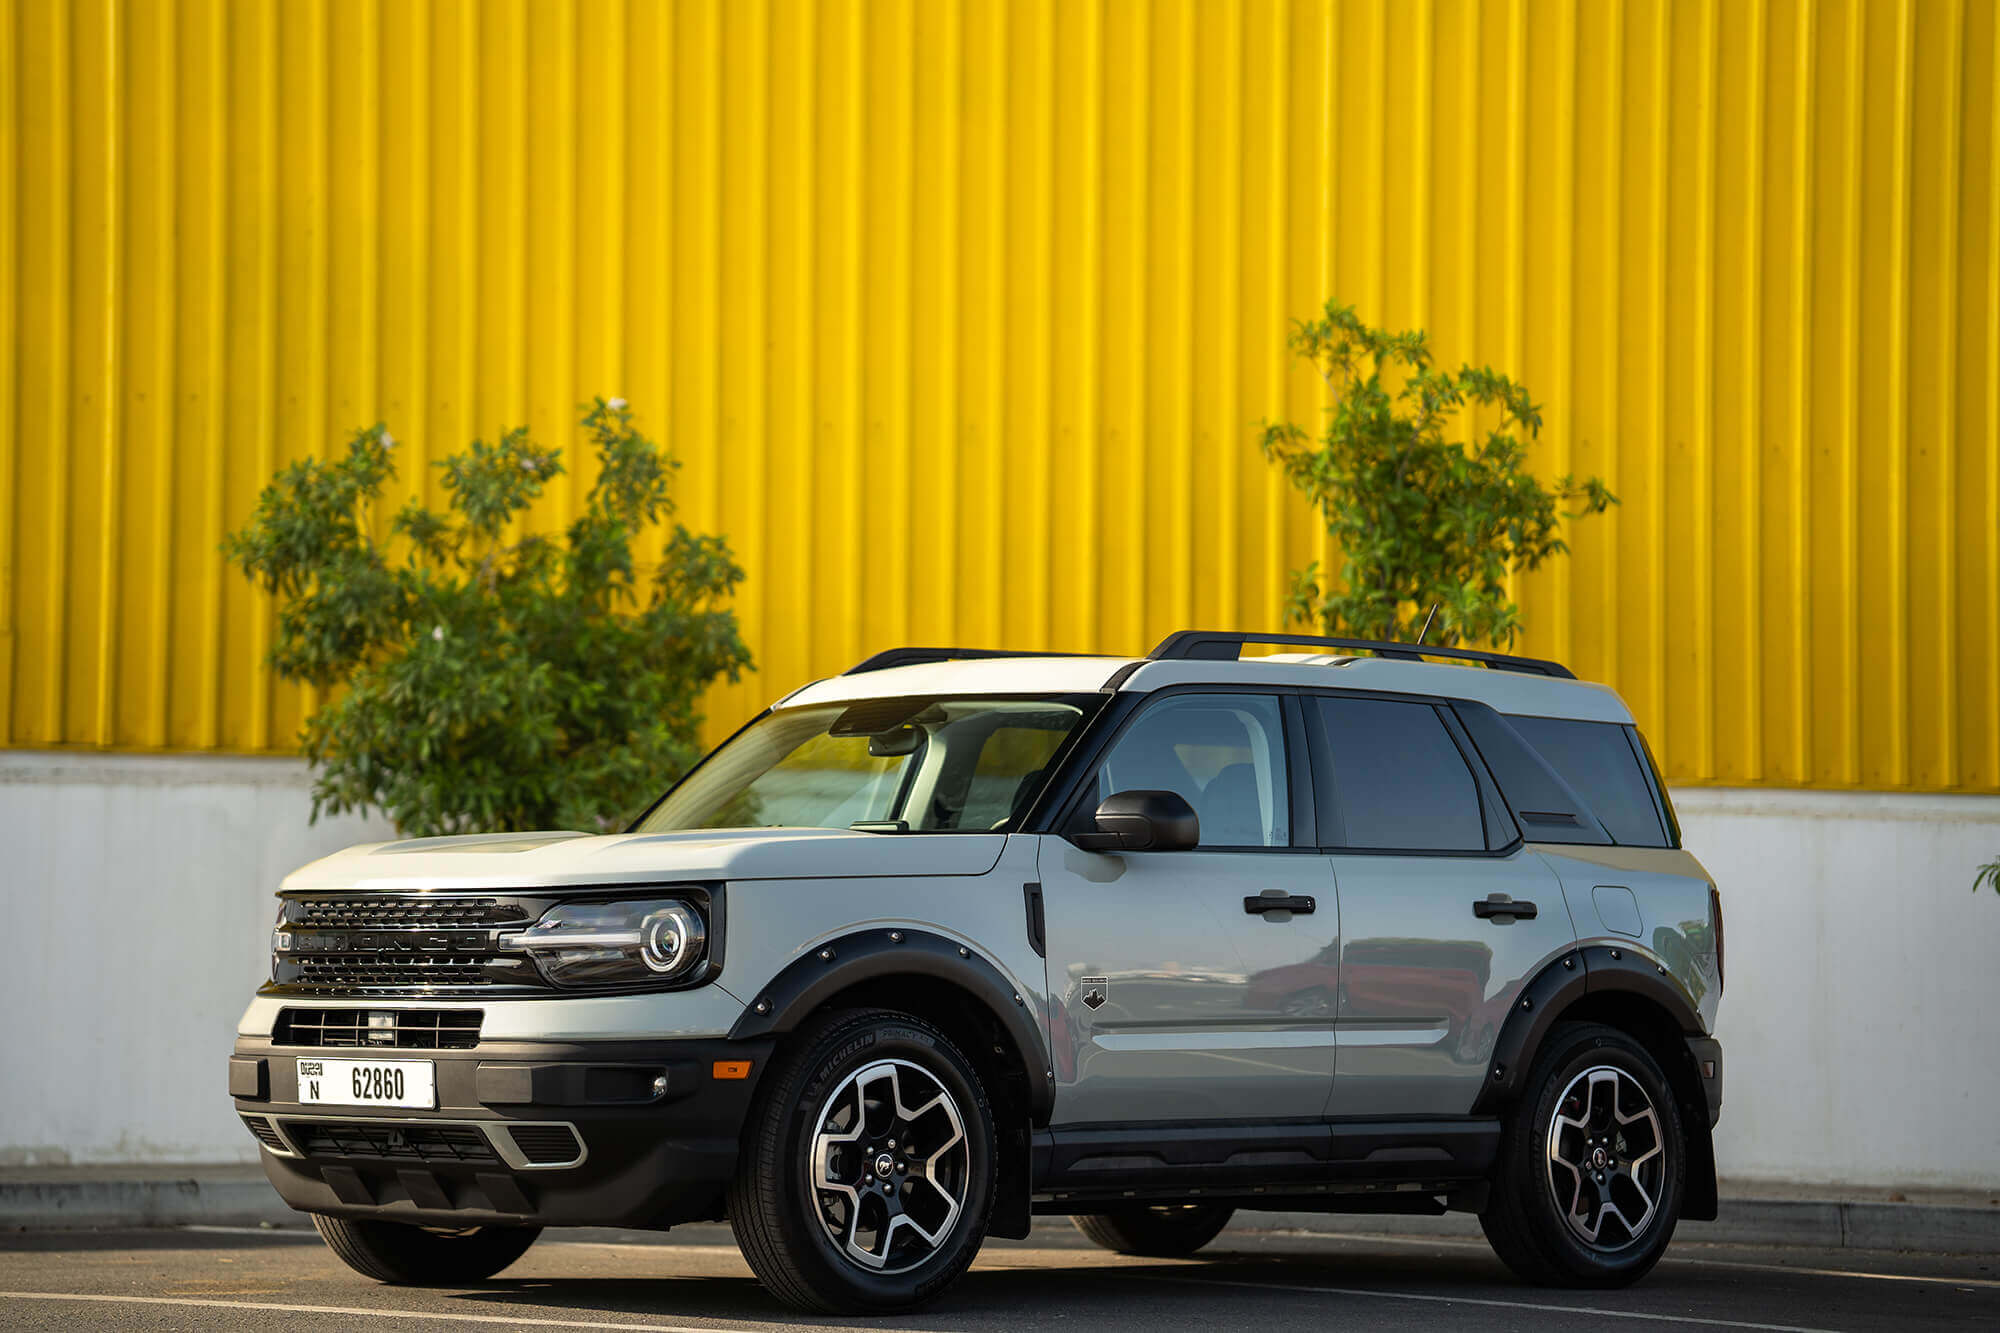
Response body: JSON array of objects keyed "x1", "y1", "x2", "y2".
[{"x1": 296, "y1": 1058, "x2": 436, "y2": 1109}]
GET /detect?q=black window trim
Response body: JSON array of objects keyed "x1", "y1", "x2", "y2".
[
  {"x1": 1302, "y1": 686, "x2": 1526, "y2": 860},
  {"x1": 1040, "y1": 683, "x2": 1321, "y2": 854},
  {"x1": 1624, "y1": 723, "x2": 1682, "y2": 849},
  {"x1": 1438, "y1": 704, "x2": 1525, "y2": 852},
  {"x1": 1451, "y1": 701, "x2": 1616, "y2": 847}
]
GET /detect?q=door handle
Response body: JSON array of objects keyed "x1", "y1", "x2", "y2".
[
  {"x1": 1244, "y1": 894, "x2": 1316, "y2": 916},
  {"x1": 1473, "y1": 895, "x2": 1538, "y2": 920}
]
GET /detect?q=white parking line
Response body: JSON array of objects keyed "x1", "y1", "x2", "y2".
[
  {"x1": 1123, "y1": 1273, "x2": 1844, "y2": 1332},
  {"x1": 0, "y1": 1291, "x2": 921, "y2": 1333},
  {"x1": 1250, "y1": 1228, "x2": 2000, "y2": 1290}
]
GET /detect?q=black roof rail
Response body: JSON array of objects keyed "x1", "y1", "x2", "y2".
[
  {"x1": 1146, "y1": 630, "x2": 1576, "y2": 680},
  {"x1": 842, "y1": 647, "x2": 1094, "y2": 675}
]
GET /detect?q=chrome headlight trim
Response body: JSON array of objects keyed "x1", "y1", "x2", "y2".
[{"x1": 501, "y1": 892, "x2": 714, "y2": 989}]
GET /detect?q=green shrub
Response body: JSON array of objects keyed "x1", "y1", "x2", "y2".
[
  {"x1": 1262, "y1": 302, "x2": 1616, "y2": 647},
  {"x1": 224, "y1": 399, "x2": 751, "y2": 836}
]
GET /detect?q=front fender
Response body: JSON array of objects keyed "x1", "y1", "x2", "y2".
[{"x1": 727, "y1": 927, "x2": 1054, "y2": 1126}]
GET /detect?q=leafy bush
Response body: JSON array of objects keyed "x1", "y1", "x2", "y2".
[
  {"x1": 1261, "y1": 302, "x2": 1616, "y2": 647},
  {"x1": 224, "y1": 399, "x2": 751, "y2": 836},
  {"x1": 1978, "y1": 858, "x2": 1999, "y2": 896}
]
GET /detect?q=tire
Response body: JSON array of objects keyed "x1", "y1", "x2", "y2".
[
  {"x1": 1480, "y1": 1021, "x2": 1687, "y2": 1288},
  {"x1": 311, "y1": 1215, "x2": 540, "y2": 1284},
  {"x1": 728, "y1": 1008, "x2": 997, "y2": 1314},
  {"x1": 1071, "y1": 1204, "x2": 1234, "y2": 1257}
]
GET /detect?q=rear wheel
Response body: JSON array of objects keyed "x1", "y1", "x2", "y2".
[
  {"x1": 1480, "y1": 1021, "x2": 1686, "y2": 1287},
  {"x1": 1071, "y1": 1204, "x2": 1234, "y2": 1257},
  {"x1": 728, "y1": 1008, "x2": 996, "y2": 1313},
  {"x1": 311, "y1": 1215, "x2": 540, "y2": 1284}
]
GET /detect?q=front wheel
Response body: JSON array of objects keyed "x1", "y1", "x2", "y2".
[
  {"x1": 1480, "y1": 1021, "x2": 1686, "y2": 1287},
  {"x1": 311, "y1": 1215, "x2": 540, "y2": 1284},
  {"x1": 728, "y1": 1008, "x2": 996, "y2": 1314},
  {"x1": 1072, "y1": 1204, "x2": 1234, "y2": 1257}
]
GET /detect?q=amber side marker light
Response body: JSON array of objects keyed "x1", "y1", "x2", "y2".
[{"x1": 713, "y1": 1061, "x2": 753, "y2": 1080}]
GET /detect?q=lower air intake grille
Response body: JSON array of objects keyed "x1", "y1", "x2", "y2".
[
  {"x1": 283, "y1": 1121, "x2": 499, "y2": 1165},
  {"x1": 274, "y1": 1008, "x2": 482, "y2": 1049},
  {"x1": 241, "y1": 1116, "x2": 288, "y2": 1154},
  {"x1": 506, "y1": 1124, "x2": 584, "y2": 1165}
]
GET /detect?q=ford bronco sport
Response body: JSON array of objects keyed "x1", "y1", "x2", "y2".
[{"x1": 230, "y1": 631, "x2": 1724, "y2": 1312}]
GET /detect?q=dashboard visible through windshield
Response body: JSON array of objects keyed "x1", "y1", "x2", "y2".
[{"x1": 635, "y1": 695, "x2": 1103, "y2": 834}]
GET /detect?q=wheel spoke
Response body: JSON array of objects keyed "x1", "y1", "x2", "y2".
[
  {"x1": 1545, "y1": 1063, "x2": 1668, "y2": 1253},
  {"x1": 806, "y1": 1057, "x2": 970, "y2": 1276}
]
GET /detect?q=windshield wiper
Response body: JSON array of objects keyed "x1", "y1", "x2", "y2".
[{"x1": 849, "y1": 820, "x2": 910, "y2": 834}]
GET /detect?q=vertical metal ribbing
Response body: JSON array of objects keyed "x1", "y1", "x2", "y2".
[
  {"x1": 1838, "y1": 0, "x2": 1864, "y2": 786},
  {"x1": 1788, "y1": 0, "x2": 1817, "y2": 786},
  {"x1": 1739, "y1": 0, "x2": 1768, "y2": 783}
]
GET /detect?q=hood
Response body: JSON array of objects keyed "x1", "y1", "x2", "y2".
[{"x1": 278, "y1": 827, "x2": 1010, "y2": 893}]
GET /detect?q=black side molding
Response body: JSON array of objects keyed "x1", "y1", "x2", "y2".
[
  {"x1": 1024, "y1": 883, "x2": 1046, "y2": 957},
  {"x1": 1033, "y1": 1118, "x2": 1499, "y2": 1198}
]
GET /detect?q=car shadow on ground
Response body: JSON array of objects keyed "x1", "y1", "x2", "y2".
[{"x1": 446, "y1": 1248, "x2": 1531, "y2": 1325}]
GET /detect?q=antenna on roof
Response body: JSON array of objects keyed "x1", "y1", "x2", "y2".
[{"x1": 1416, "y1": 603, "x2": 1440, "y2": 646}]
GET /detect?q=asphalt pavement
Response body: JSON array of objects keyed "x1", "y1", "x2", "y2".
[{"x1": 1, "y1": 1219, "x2": 1995, "y2": 1331}]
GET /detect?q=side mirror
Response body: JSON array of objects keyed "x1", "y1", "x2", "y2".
[{"x1": 1069, "y1": 790, "x2": 1200, "y2": 853}]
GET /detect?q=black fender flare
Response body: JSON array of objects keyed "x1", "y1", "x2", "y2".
[
  {"x1": 727, "y1": 927, "x2": 1055, "y2": 1127},
  {"x1": 1471, "y1": 944, "x2": 1717, "y2": 1221},
  {"x1": 1472, "y1": 944, "x2": 1703, "y2": 1115}
]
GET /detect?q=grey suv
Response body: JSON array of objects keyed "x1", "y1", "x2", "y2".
[{"x1": 230, "y1": 630, "x2": 1724, "y2": 1312}]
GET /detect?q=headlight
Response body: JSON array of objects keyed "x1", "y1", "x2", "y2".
[{"x1": 502, "y1": 897, "x2": 709, "y2": 988}]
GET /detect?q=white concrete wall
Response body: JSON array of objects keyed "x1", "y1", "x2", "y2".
[
  {"x1": 0, "y1": 752, "x2": 376, "y2": 1166},
  {"x1": 3, "y1": 754, "x2": 1998, "y2": 1187},
  {"x1": 1673, "y1": 788, "x2": 2000, "y2": 1191}
]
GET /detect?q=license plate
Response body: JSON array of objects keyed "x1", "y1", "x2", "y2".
[{"x1": 296, "y1": 1058, "x2": 436, "y2": 1109}]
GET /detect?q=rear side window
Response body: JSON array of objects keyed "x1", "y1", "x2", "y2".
[
  {"x1": 1312, "y1": 697, "x2": 1485, "y2": 851},
  {"x1": 1505, "y1": 716, "x2": 1669, "y2": 847}
]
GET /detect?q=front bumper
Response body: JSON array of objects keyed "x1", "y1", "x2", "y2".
[{"x1": 230, "y1": 1033, "x2": 771, "y2": 1229}]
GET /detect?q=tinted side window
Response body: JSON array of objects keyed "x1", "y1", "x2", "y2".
[
  {"x1": 1313, "y1": 697, "x2": 1485, "y2": 851},
  {"x1": 1452, "y1": 703, "x2": 1611, "y2": 845},
  {"x1": 1505, "y1": 715, "x2": 1668, "y2": 846},
  {"x1": 1088, "y1": 693, "x2": 1290, "y2": 848}
]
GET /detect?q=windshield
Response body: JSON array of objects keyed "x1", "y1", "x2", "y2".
[{"x1": 636, "y1": 695, "x2": 1102, "y2": 834}]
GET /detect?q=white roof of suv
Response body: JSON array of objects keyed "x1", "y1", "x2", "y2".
[{"x1": 778, "y1": 647, "x2": 1634, "y2": 725}]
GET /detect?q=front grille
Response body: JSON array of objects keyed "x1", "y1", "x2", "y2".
[
  {"x1": 271, "y1": 893, "x2": 551, "y2": 996},
  {"x1": 274, "y1": 1007, "x2": 482, "y2": 1049},
  {"x1": 506, "y1": 1124, "x2": 584, "y2": 1165},
  {"x1": 290, "y1": 896, "x2": 531, "y2": 929},
  {"x1": 242, "y1": 1116, "x2": 289, "y2": 1154},
  {"x1": 289, "y1": 955, "x2": 531, "y2": 992},
  {"x1": 284, "y1": 1120, "x2": 499, "y2": 1165}
]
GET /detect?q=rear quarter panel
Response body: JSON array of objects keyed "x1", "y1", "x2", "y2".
[{"x1": 1533, "y1": 844, "x2": 1721, "y2": 1033}]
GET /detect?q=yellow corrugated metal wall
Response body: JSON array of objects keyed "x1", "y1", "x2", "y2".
[{"x1": 4, "y1": 0, "x2": 1998, "y2": 793}]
